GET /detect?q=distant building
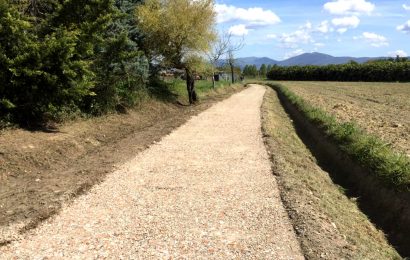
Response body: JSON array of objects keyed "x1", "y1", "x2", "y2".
[{"x1": 214, "y1": 72, "x2": 232, "y2": 82}]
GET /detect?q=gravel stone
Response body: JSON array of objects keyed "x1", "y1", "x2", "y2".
[{"x1": 1, "y1": 85, "x2": 303, "y2": 259}]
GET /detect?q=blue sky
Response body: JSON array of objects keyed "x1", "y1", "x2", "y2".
[{"x1": 214, "y1": 0, "x2": 410, "y2": 60}]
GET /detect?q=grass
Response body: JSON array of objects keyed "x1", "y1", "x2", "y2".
[{"x1": 267, "y1": 82, "x2": 410, "y2": 191}]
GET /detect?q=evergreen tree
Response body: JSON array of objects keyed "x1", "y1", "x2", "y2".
[
  {"x1": 259, "y1": 64, "x2": 267, "y2": 78},
  {"x1": 1, "y1": 0, "x2": 97, "y2": 125},
  {"x1": 242, "y1": 65, "x2": 248, "y2": 76},
  {"x1": 267, "y1": 64, "x2": 272, "y2": 75},
  {"x1": 1, "y1": 0, "x2": 150, "y2": 124},
  {"x1": 92, "y1": 0, "x2": 149, "y2": 113},
  {"x1": 251, "y1": 65, "x2": 258, "y2": 77},
  {"x1": 0, "y1": 0, "x2": 124, "y2": 125}
]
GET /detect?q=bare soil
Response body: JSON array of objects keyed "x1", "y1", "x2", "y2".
[
  {"x1": 261, "y1": 87, "x2": 400, "y2": 259},
  {"x1": 279, "y1": 81, "x2": 410, "y2": 157},
  {"x1": 0, "y1": 84, "x2": 242, "y2": 244}
]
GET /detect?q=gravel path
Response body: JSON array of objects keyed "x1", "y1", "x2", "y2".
[{"x1": 1, "y1": 84, "x2": 303, "y2": 259}]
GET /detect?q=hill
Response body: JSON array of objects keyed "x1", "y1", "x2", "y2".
[
  {"x1": 278, "y1": 52, "x2": 374, "y2": 66},
  {"x1": 234, "y1": 57, "x2": 279, "y2": 68},
  {"x1": 234, "y1": 52, "x2": 378, "y2": 68}
]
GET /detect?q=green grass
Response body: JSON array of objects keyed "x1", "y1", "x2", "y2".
[
  {"x1": 167, "y1": 79, "x2": 233, "y2": 100},
  {"x1": 267, "y1": 82, "x2": 410, "y2": 191}
]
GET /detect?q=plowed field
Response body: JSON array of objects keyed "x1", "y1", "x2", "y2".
[{"x1": 279, "y1": 81, "x2": 410, "y2": 156}]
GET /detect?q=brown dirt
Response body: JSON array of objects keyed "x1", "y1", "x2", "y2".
[
  {"x1": 261, "y1": 87, "x2": 401, "y2": 259},
  {"x1": 0, "y1": 84, "x2": 243, "y2": 244},
  {"x1": 278, "y1": 81, "x2": 410, "y2": 157}
]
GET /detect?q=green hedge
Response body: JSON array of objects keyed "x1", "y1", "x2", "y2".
[
  {"x1": 267, "y1": 62, "x2": 410, "y2": 82},
  {"x1": 0, "y1": 0, "x2": 148, "y2": 127},
  {"x1": 268, "y1": 83, "x2": 410, "y2": 191}
]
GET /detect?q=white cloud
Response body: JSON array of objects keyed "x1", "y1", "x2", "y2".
[
  {"x1": 215, "y1": 4, "x2": 281, "y2": 25},
  {"x1": 276, "y1": 21, "x2": 332, "y2": 49},
  {"x1": 354, "y1": 32, "x2": 389, "y2": 47},
  {"x1": 324, "y1": 0, "x2": 375, "y2": 15},
  {"x1": 284, "y1": 49, "x2": 305, "y2": 59},
  {"x1": 303, "y1": 21, "x2": 313, "y2": 30},
  {"x1": 397, "y1": 20, "x2": 410, "y2": 33},
  {"x1": 266, "y1": 34, "x2": 277, "y2": 39},
  {"x1": 316, "y1": 21, "x2": 331, "y2": 33},
  {"x1": 337, "y1": 28, "x2": 348, "y2": 34},
  {"x1": 228, "y1": 24, "x2": 249, "y2": 36},
  {"x1": 403, "y1": 4, "x2": 410, "y2": 11},
  {"x1": 332, "y1": 16, "x2": 360, "y2": 28},
  {"x1": 279, "y1": 29, "x2": 314, "y2": 48},
  {"x1": 388, "y1": 50, "x2": 408, "y2": 57},
  {"x1": 314, "y1": 43, "x2": 325, "y2": 47}
]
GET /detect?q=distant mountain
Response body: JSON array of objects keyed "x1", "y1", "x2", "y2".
[
  {"x1": 278, "y1": 52, "x2": 375, "y2": 66},
  {"x1": 234, "y1": 57, "x2": 279, "y2": 68},
  {"x1": 234, "y1": 52, "x2": 379, "y2": 68},
  {"x1": 219, "y1": 57, "x2": 278, "y2": 69}
]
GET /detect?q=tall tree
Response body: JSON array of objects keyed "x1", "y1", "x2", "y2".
[
  {"x1": 207, "y1": 32, "x2": 232, "y2": 89},
  {"x1": 225, "y1": 37, "x2": 243, "y2": 84},
  {"x1": 1, "y1": 0, "x2": 102, "y2": 125},
  {"x1": 136, "y1": 0, "x2": 216, "y2": 104},
  {"x1": 242, "y1": 65, "x2": 249, "y2": 76},
  {"x1": 92, "y1": 0, "x2": 149, "y2": 113},
  {"x1": 227, "y1": 49, "x2": 235, "y2": 84},
  {"x1": 259, "y1": 64, "x2": 267, "y2": 79},
  {"x1": 267, "y1": 64, "x2": 272, "y2": 75}
]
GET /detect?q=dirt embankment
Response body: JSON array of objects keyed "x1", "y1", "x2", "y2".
[
  {"x1": 0, "y1": 85, "x2": 243, "y2": 244},
  {"x1": 261, "y1": 87, "x2": 400, "y2": 259}
]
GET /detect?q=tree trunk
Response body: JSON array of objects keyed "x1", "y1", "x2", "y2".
[
  {"x1": 212, "y1": 72, "x2": 216, "y2": 89},
  {"x1": 185, "y1": 68, "x2": 197, "y2": 105},
  {"x1": 230, "y1": 64, "x2": 235, "y2": 84}
]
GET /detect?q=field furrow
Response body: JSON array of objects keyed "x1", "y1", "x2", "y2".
[{"x1": 279, "y1": 81, "x2": 410, "y2": 156}]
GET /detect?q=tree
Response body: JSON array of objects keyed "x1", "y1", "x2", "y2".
[
  {"x1": 251, "y1": 65, "x2": 258, "y2": 77},
  {"x1": 227, "y1": 49, "x2": 235, "y2": 84},
  {"x1": 266, "y1": 62, "x2": 410, "y2": 82},
  {"x1": 259, "y1": 64, "x2": 267, "y2": 79},
  {"x1": 92, "y1": 0, "x2": 149, "y2": 113},
  {"x1": 242, "y1": 65, "x2": 249, "y2": 76},
  {"x1": 225, "y1": 36, "x2": 243, "y2": 84},
  {"x1": 207, "y1": 32, "x2": 232, "y2": 89},
  {"x1": 242, "y1": 64, "x2": 258, "y2": 77},
  {"x1": 10, "y1": 0, "x2": 58, "y2": 22},
  {"x1": 1, "y1": 0, "x2": 142, "y2": 125},
  {"x1": 267, "y1": 64, "x2": 272, "y2": 76},
  {"x1": 1, "y1": 0, "x2": 102, "y2": 125},
  {"x1": 136, "y1": 0, "x2": 216, "y2": 104}
]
